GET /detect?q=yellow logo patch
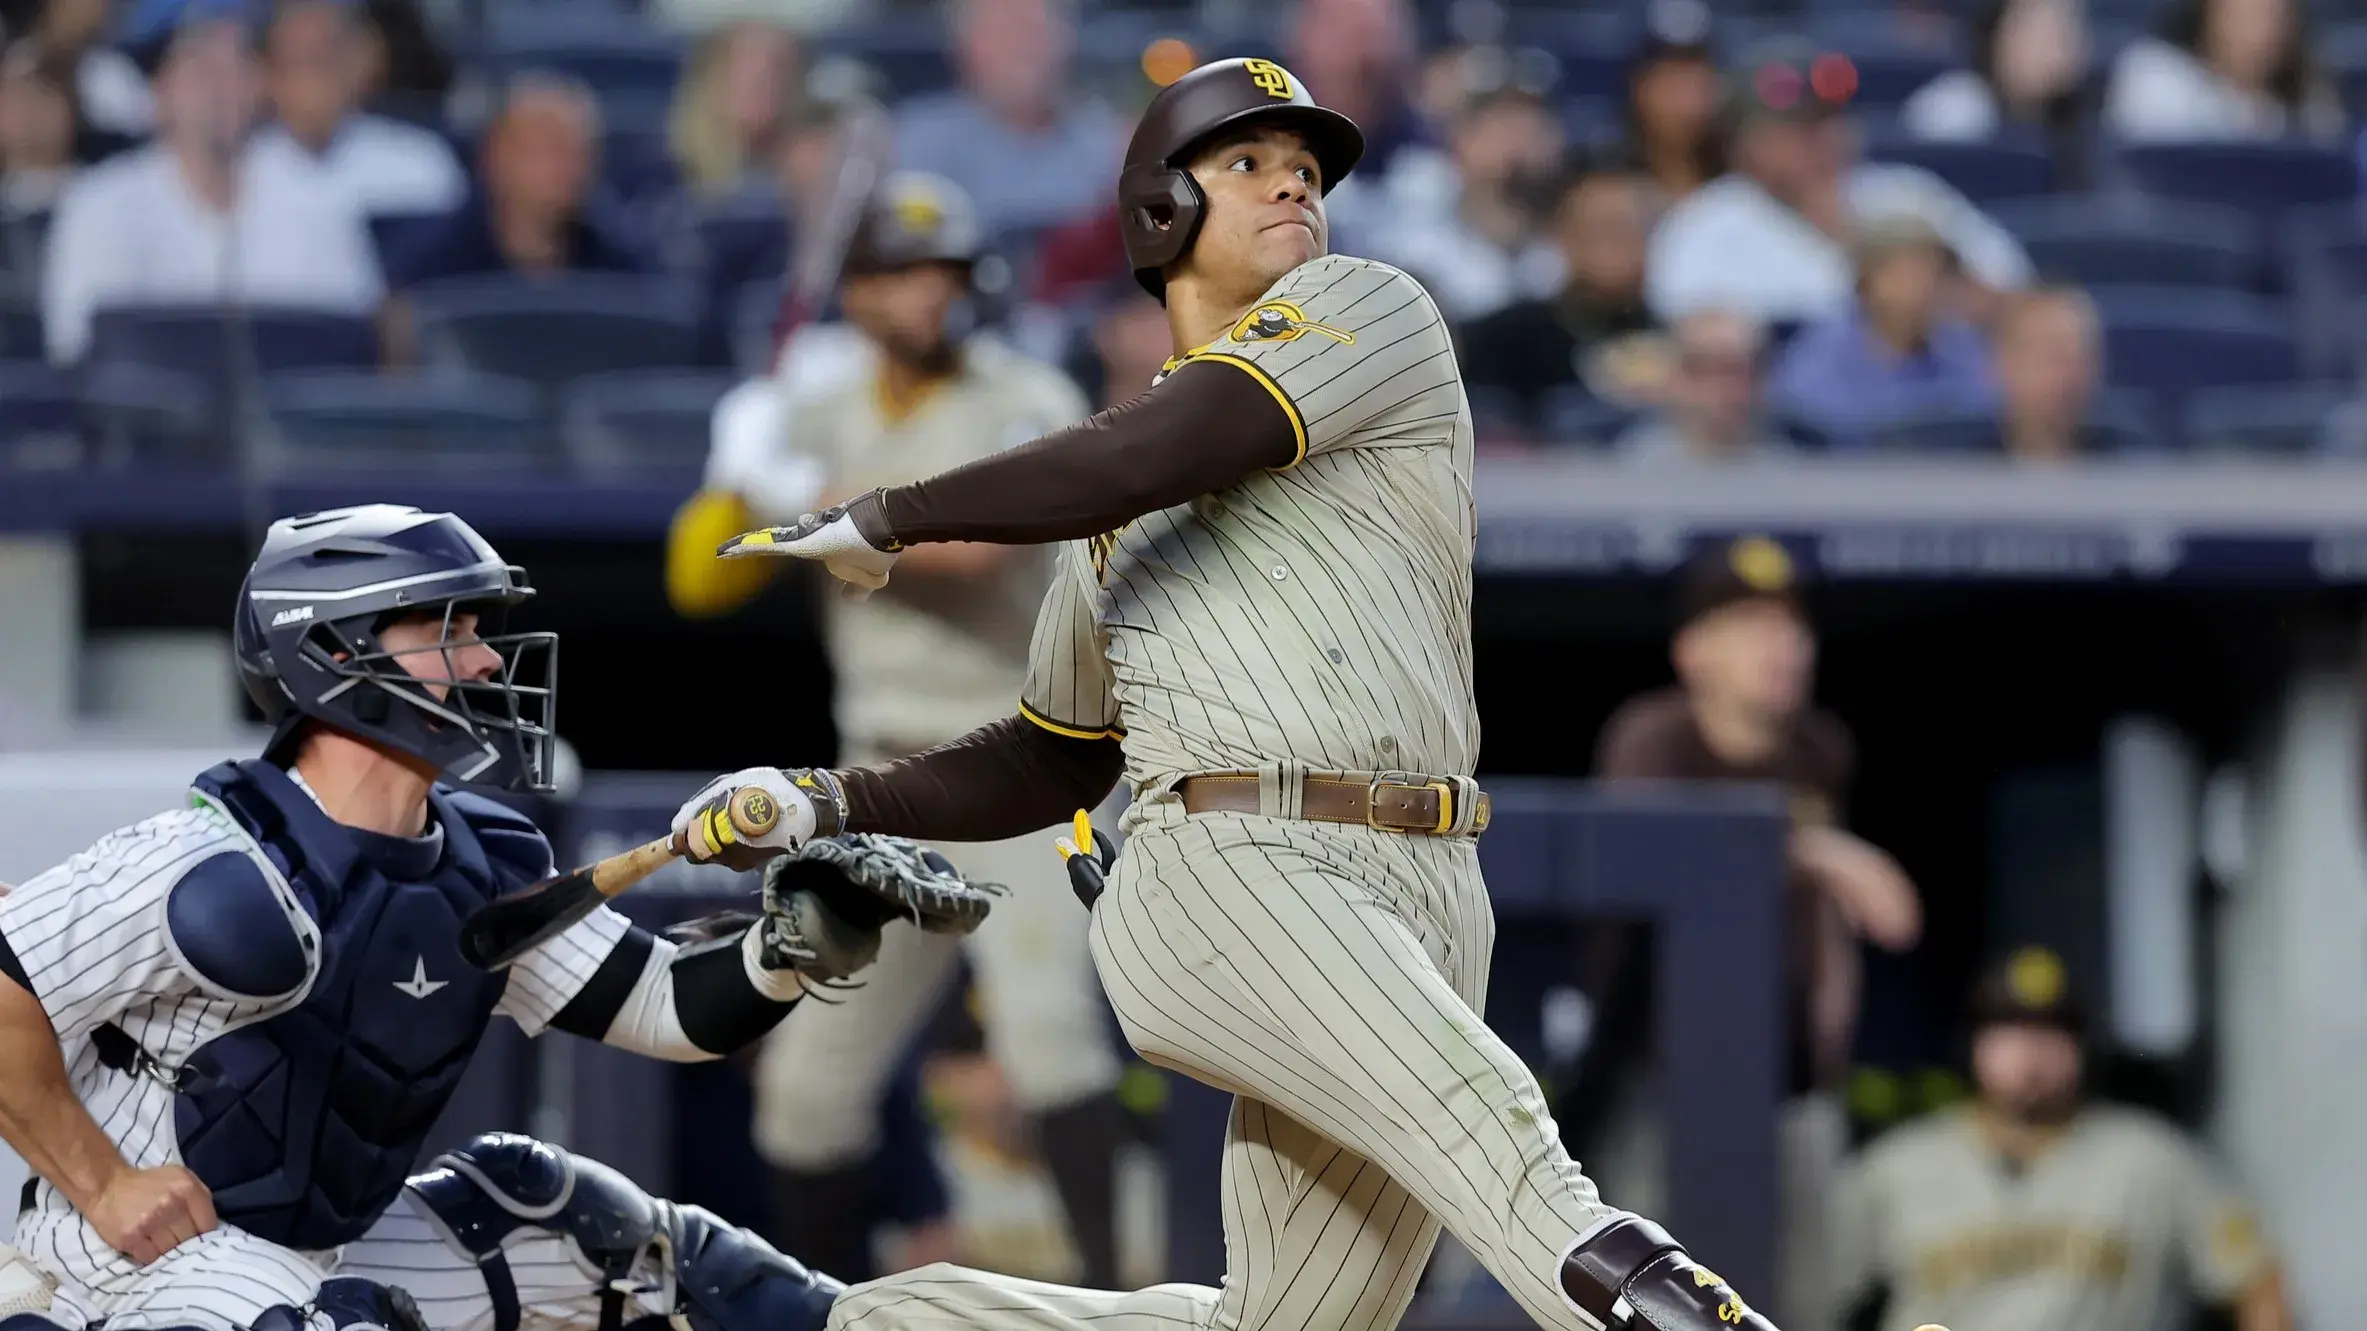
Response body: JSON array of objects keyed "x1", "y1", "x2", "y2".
[
  {"x1": 1243, "y1": 58, "x2": 1294, "y2": 99},
  {"x1": 2008, "y1": 947, "x2": 2067, "y2": 1008},
  {"x1": 1231, "y1": 302, "x2": 1354, "y2": 347},
  {"x1": 892, "y1": 193, "x2": 944, "y2": 233}
]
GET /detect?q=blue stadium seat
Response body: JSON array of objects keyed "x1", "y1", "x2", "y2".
[
  {"x1": 2114, "y1": 141, "x2": 2358, "y2": 225},
  {"x1": 2276, "y1": 203, "x2": 2367, "y2": 371},
  {"x1": 410, "y1": 274, "x2": 703, "y2": 386},
  {"x1": 1872, "y1": 388, "x2": 2159, "y2": 454},
  {"x1": 1540, "y1": 386, "x2": 1635, "y2": 446},
  {"x1": 77, "y1": 361, "x2": 218, "y2": 463},
  {"x1": 561, "y1": 369, "x2": 736, "y2": 469},
  {"x1": 733, "y1": 280, "x2": 788, "y2": 376},
  {"x1": 2089, "y1": 286, "x2": 2300, "y2": 414},
  {"x1": 264, "y1": 370, "x2": 548, "y2": 464},
  {"x1": 87, "y1": 306, "x2": 380, "y2": 378},
  {"x1": 0, "y1": 361, "x2": 77, "y2": 463},
  {"x1": 1864, "y1": 135, "x2": 2054, "y2": 203},
  {"x1": 483, "y1": 24, "x2": 685, "y2": 101},
  {"x1": 367, "y1": 212, "x2": 452, "y2": 275},
  {"x1": 0, "y1": 294, "x2": 42, "y2": 360},
  {"x1": 2181, "y1": 381, "x2": 2354, "y2": 455},
  {"x1": 1496, "y1": 11, "x2": 1628, "y2": 98},
  {"x1": 1992, "y1": 198, "x2": 2257, "y2": 287}
]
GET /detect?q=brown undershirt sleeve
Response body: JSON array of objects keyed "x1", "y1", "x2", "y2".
[
  {"x1": 833, "y1": 716, "x2": 1126, "y2": 844},
  {"x1": 876, "y1": 360, "x2": 1301, "y2": 546}
]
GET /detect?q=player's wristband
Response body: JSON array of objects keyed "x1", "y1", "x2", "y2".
[{"x1": 796, "y1": 768, "x2": 849, "y2": 838}]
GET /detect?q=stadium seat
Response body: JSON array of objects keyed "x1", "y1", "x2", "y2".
[
  {"x1": 263, "y1": 369, "x2": 548, "y2": 465},
  {"x1": 2276, "y1": 203, "x2": 2367, "y2": 371},
  {"x1": 1872, "y1": 388, "x2": 2159, "y2": 454},
  {"x1": 1864, "y1": 135, "x2": 2055, "y2": 203},
  {"x1": 561, "y1": 369, "x2": 736, "y2": 470},
  {"x1": 2114, "y1": 141, "x2": 2358, "y2": 225},
  {"x1": 0, "y1": 360, "x2": 78, "y2": 465},
  {"x1": 87, "y1": 306, "x2": 380, "y2": 381},
  {"x1": 1992, "y1": 197, "x2": 2256, "y2": 287},
  {"x1": 482, "y1": 23, "x2": 685, "y2": 102},
  {"x1": 77, "y1": 361, "x2": 219, "y2": 464},
  {"x1": 409, "y1": 274, "x2": 703, "y2": 387},
  {"x1": 1540, "y1": 386, "x2": 1637, "y2": 447},
  {"x1": 2089, "y1": 286, "x2": 2300, "y2": 415},
  {"x1": 0, "y1": 293, "x2": 42, "y2": 360},
  {"x1": 367, "y1": 212, "x2": 452, "y2": 275},
  {"x1": 2180, "y1": 381, "x2": 2354, "y2": 455}
]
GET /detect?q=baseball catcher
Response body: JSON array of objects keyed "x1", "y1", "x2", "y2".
[{"x1": 0, "y1": 505, "x2": 991, "y2": 1331}]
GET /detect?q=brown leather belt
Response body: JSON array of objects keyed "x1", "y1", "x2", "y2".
[{"x1": 1178, "y1": 772, "x2": 1491, "y2": 837}]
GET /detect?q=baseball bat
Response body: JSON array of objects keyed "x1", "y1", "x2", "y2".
[
  {"x1": 457, "y1": 786, "x2": 782, "y2": 972},
  {"x1": 768, "y1": 94, "x2": 895, "y2": 368}
]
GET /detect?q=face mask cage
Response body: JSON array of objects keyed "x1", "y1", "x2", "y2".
[{"x1": 298, "y1": 598, "x2": 561, "y2": 792}]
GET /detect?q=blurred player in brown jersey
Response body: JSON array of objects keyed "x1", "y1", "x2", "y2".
[{"x1": 1593, "y1": 536, "x2": 1921, "y2": 1328}]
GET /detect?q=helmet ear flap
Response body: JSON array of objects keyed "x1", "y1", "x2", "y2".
[{"x1": 1119, "y1": 164, "x2": 1209, "y2": 301}]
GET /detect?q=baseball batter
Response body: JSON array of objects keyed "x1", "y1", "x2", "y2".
[
  {"x1": 677, "y1": 172, "x2": 1129, "y2": 1286},
  {"x1": 0, "y1": 506, "x2": 992, "y2": 1331},
  {"x1": 665, "y1": 58, "x2": 1802, "y2": 1331}
]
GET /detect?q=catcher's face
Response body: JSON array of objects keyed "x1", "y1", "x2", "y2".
[
  {"x1": 1182, "y1": 125, "x2": 1327, "y2": 295},
  {"x1": 379, "y1": 610, "x2": 503, "y2": 705}
]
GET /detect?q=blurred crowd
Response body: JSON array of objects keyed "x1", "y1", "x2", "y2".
[{"x1": 7, "y1": 0, "x2": 2367, "y2": 460}]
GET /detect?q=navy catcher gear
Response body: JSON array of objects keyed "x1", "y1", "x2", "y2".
[
  {"x1": 234, "y1": 505, "x2": 559, "y2": 792},
  {"x1": 407, "y1": 1133, "x2": 841, "y2": 1331}
]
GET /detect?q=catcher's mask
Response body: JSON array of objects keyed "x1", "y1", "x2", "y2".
[
  {"x1": 235, "y1": 504, "x2": 559, "y2": 793},
  {"x1": 1117, "y1": 57, "x2": 1364, "y2": 303}
]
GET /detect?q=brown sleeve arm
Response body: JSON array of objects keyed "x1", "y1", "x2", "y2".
[
  {"x1": 834, "y1": 716, "x2": 1126, "y2": 844},
  {"x1": 877, "y1": 361, "x2": 1299, "y2": 546}
]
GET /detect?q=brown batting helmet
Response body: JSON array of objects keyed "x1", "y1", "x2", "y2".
[
  {"x1": 1117, "y1": 57, "x2": 1365, "y2": 301},
  {"x1": 844, "y1": 171, "x2": 982, "y2": 276}
]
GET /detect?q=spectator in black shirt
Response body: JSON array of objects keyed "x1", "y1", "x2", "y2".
[
  {"x1": 387, "y1": 74, "x2": 657, "y2": 289},
  {"x1": 1459, "y1": 165, "x2": 1660, "y2": 423}
]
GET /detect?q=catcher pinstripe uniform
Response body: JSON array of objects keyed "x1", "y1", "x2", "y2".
[{"x1": 672, "y1": 57, "x2": 1797, "y2": 1331}]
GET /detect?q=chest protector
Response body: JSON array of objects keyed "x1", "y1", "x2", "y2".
[{"x1": 156, "y1": 760, "x2": 547, "y2": 1249}]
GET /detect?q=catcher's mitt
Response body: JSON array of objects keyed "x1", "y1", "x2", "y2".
[{"x1": 756, "y1": 835, "x2": 1003, "y2": 984}]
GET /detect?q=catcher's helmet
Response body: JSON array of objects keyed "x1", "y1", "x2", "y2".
[
  {"x1": 1117, "y1": 57, "x2": 1365, "y2": 301},
  {"x1": 234, "y1": 505, "x2": 559, "y2": 792},
  {"x1": 844, "y1": 171, "x2": 984, "y2": 276}
]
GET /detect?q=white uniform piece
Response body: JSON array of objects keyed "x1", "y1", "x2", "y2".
[
  {"x1": 746, "y1": 334, "x2": 1122, "y2": 1166},
  {"x1": 830, "y1": 255, "x2": 1627, "y2": 1331},
  {"x1": 0, "y1": 797, "x2": 654, "y2": 1331}
]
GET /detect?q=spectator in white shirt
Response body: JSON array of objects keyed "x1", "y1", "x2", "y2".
[
  {"x1": 1368, "y1": 82, "x2": 1567, "y2": 322},
  {"x1": 247, "y1": 0, "x2": 465, "y2": 218},
  {"x1": 1646, "y1": 41, "x2": 2032, "y2": 328},
  {"x1": 2103, "y1": 0, "x2": 2343, "y2": 141},
  {"x1": 1901, "y1": 0, "x2": 2096, "y2": 172},
  {"x1": 891, "y1": 0, "x2": 1125, "y2": 239},
  {"x1": 39, "y1": 12, "x2": 383, "y2": 362}
]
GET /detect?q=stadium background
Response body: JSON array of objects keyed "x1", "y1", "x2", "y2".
[{"x1": 2, "y1": 0, "x2": 2367, "y2": 1323}]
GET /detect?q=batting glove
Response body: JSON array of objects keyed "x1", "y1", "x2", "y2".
[
  {"x1": 1056, "y1": 809, "x2": 1119, "y2": 909},
  {"x1": 716, "y1": 489, "x2": 902, "y2": 598},
  {"x1": 670, "y1": 766, "x2": 846, "y2": 871}
]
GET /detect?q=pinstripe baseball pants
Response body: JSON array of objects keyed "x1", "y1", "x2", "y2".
[
  {"x1": 22, "y1": 1191, "x2": 664, "y2": 1331},
  {"x1": 828, "y1": 802, "x2": 1621, "y2": 1331}
]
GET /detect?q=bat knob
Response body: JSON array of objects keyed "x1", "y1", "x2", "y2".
[{"x1": 729, "y1": 784, "x2": 783, "y2": 837}]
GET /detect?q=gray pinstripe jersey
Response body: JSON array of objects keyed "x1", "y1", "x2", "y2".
[{"x1": 1018, "y1": 255, "x2": 1478, "y2": 788}]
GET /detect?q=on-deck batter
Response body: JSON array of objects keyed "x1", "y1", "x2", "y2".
[{"x1": 670, "y1": 56, "x2": 1796, "y2": 1331}]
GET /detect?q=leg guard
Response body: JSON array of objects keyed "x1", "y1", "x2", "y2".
[
  {"x1": 1559, "y1": 1214, "x2": 1780, "y2": 1330},
  {"x1": 0, "y1": 1318, "x2": 68, "y2": 1331},
  {"x1": 406, "y1": 1132, "x2": 843, "y2": 1331}
]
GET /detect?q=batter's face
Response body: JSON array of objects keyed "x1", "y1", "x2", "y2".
[
  {"x1": 1179, "y1": 126, "x2": 1327, "y2": 297},
  {"x1": 842, "y1": 263, "x2": 967, "y2": 369},
  {"x1": 1973, "y1": 1023, "x2": 2083, "y2": 1126}
]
